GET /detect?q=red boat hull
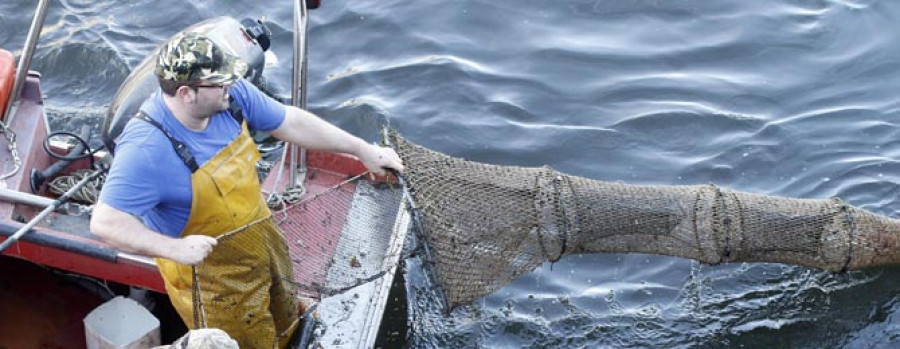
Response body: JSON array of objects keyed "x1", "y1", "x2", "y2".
[{"x1": 0, "y1": 257, "x2": 105, "y2": 349}]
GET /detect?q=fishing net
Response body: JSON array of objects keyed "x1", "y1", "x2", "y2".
[
  {"x1": 188, "y1": 174, "x2": 404, "y2": 346},
  {"x1": 387, "y1": 132, "x2": 900, "y2": 309},
  {"x1": 193, "y1": 174, "x2": 404, "y2": 300},
  {"x1": 268, "y1": 176, "x2": 404, "y2": 299},
  {"x1": 190, "y1": 217, "x2": 300, "y2": 347}
]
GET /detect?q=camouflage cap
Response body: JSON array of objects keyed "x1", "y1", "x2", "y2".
[{"x1": 155, "y1": 32, "x2": 247, "y2": 84}]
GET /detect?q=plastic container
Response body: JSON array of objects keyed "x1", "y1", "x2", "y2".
[{"x1": 84, "y1": 296, "x2": 161, "y2": 349}]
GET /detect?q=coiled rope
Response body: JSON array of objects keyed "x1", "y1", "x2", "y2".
[{"x1": 48, "y1": 168, "x2": 106, "y2": 204}]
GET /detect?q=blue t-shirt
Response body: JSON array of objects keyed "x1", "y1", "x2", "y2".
[{"x1": 99, "y1": 79, "x2": 286, "y2": 237}]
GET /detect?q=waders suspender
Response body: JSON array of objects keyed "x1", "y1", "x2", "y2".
[{"x1": 134, "y1": 98, "x2": 246, "y2": 173}]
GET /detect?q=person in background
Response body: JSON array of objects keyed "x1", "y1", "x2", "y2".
[{"x1": 91, "y1": 32, "x2": 403, "y2": 348}]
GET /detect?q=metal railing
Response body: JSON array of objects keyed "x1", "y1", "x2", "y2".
[
  {"x1": 289, "y1": 0, "x2": 310, "y2": 188},
  {"x1": 3, "y1": 0, "x2": 50, "y2": 125}
]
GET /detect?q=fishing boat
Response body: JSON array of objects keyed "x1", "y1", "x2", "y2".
[{"x1": 0, "y1": 1, "x2": 408, "y2": 348}]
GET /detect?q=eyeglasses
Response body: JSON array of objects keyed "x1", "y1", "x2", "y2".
[
  {"x1": 193, "y1": 84, "x2": 227, "y2": 89},
  {"x1": 190, "y1": 83, "x2": 231, "y2": 95}
]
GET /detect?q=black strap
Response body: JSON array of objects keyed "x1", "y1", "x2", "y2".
[
  {"x1": 228, "y1": 96, "x2": 244, "y2": 125},
  {"x1": 134, "y1": 98, "x2": 246, "y2": 173},
  {"x1": 135, "y1": 112, "x2": 200, "y2": 173}
]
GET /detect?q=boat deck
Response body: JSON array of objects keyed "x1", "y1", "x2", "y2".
[{"x1": 1, "y1": 69, "x2": 409, "y2": 348}]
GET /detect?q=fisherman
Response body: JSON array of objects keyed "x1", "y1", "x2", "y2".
[{"x1": 90, "y1": 32, "x2": 403, "y2": 348}]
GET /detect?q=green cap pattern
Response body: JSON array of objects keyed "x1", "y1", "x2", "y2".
[{"x1": 155, "y1": 32, "x2": 247, "y2": 84}]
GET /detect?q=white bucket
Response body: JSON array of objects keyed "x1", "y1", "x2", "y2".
[{"x1": 84, "y1": 296, "x2": 161, "y2": 349}]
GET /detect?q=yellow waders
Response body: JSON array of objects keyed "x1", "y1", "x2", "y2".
[{"x1": 155, "y1": 122, "x2": 299, "y2": 349}]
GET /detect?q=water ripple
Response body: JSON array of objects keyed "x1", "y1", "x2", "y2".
[{"x1": 9, "y1": 0, "x2": 900, "y2": 347}]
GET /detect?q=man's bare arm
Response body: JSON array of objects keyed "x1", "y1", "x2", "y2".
[
  {"x1": 90, "y1": 202, "x2": 216, "y2": 265},
  {"x1": 270, "y1": 106, "x2": 404, "y2": 176}
]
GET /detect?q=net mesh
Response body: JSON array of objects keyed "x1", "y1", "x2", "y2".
[
  {"x1": 388, "y1": 132, "x2": 900, "y2": 309},
  {"x1": 191, "y1": 175, "x2": 404, "y2": 335},
  {"x1": 193, "y1": 217, "x2": 299, "y2": 345},
  {"x1": 271, "y1": 177, "x2": 404, "y2": 299}
]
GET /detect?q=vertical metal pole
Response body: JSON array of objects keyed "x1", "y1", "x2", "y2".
[
  {"x1": 4, "y1": 0, "x2": 51, "y2": 124},
  {"x1": 290, "y1": 0, "x2": 310, "y2": 187},
  {"x1": 292, "y1": 1, "x2": 318, "y2": 345}
]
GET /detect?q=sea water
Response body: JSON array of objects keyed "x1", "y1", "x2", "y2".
[{"x1": 4, "y1": 0, "x2": 900, "y2": 347}]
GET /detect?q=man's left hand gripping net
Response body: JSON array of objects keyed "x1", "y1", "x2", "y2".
[{"x1": 388, "y1": 132, "x2": 900, "y2": 310}]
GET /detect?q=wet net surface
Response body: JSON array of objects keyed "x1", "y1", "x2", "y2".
[
  {"x1": 190, "y1": 175, "x2": 405, "y2": 345},
  {"x1": 388, "y1": 132, "x2": 900, "y2": 309},
  {"x1": 272, "y1": 178, "x2": 404, "y2": 299},
  {"x1": 192, "y1": 217, "x2": 299, "y2": 346}
]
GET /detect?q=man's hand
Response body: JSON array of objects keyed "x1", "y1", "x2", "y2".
[
  {"x1": 359, "y1": 144, "x2": 405, "y2": 176},
  {"x1": 169, "y1": 235, "x2": 218, "y2": 265},
  {"x1": 272, "y1": 107, "x2": 406, "y2": 176},
  {"x1": 92, "y1": 203, "x2": 218, "y2": 265}
]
